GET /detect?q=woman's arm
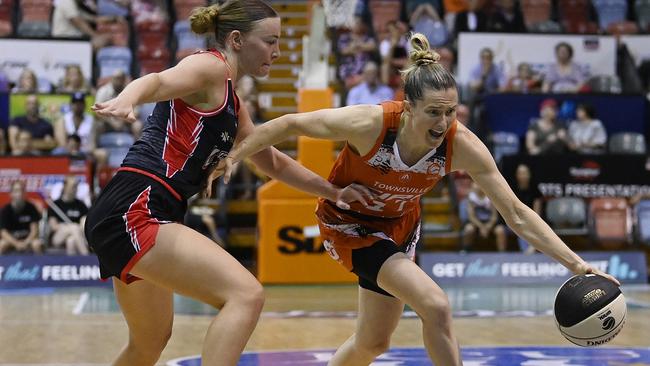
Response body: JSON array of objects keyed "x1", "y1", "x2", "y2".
[
  {"x1": 453, "y1": 124, "x2": 619, "y2": 283},
  {"x1": 92, "y1": 53, "x2": 225, "y2": 122}
]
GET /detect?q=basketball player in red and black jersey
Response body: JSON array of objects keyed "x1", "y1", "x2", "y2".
[
  {"x1": 85, "y1": 1, "x2": 367, "y2": 365},
  {"x1": 220, "y1": 33, "x2": 620, "y2": 365}
]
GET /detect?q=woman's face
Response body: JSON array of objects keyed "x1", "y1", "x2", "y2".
[
  {"x1": 404, "y1": 88, "x2": 458, "y2": 149},
  {"x1": 576, "y1": 107, "x2": 587, "y2": 121},
  {"x1": 239, "y1": 17, "x2": 281, "y2": 78},
  {"x1": 19, "y1": 71, "x2": 37, "y2": 91},
  {"x1": 556, "y1": 45, "x2": 571, "y2": 63}
]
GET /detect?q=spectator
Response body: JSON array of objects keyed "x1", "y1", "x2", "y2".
[
  {"x1": 184, "y1": 197, "x2": 226, "y2": 247},
  {"x1": 379, "y1": 20, "x2": 408, "y2": 94},
  {"x1": 511, "y1": 164, "x2": 542, "y2": 254},
  {"x1": 54, "y1": 92, "x2": 97, "y2": 154},
  {"x1": 526, "y1": 98, "x2": 567, "y2": 155},
  {"x1": 567, "y1": 103, "x2": 607, "y2": 154},
  {"x1": 456, "y1": 103, "x2": 470, "y2": 125},
  {"x1": 453, "y1": 0, "x2": 488, "y2": 38},
  {"x1": 57, "y1": 65, "x2": 92, "y2": 94},
  {"x1": 437, "y1": 46, "x2": 456, "y2": 74},
  {"x1": 11, "y1": 68, "x2": 38, "y2": 94},
  {"x1": 11, "y1": 130, "x2": 40, "y2": 156},
  {"x1": 9, "y1": 95, "x2": 57, "y2": 154},
  {"x1": 47, "y1": 175, "x2": 89, "y2": 255},
  {"x1": 346, "y1": 61, "x2": 394, "y2": 106},
  {"x1": 336, "y1": 16, "x2": 378, "y2": 88},
  {"x1": 51, "y1": 0, "x2": 111, "y2": 48},
  {"x1": 95, "y1": 70, "x2": 142, "y2": 137},
  {"x1": 443, "y1": 0, "x2": 470, "y2": 32},
  {"x1": 131, "y1": 0, "x2": 168, "y2": 24},
  {"x1": 51, "y1": 134, "x2": 86, "y2": 159},
  {"x1": 410, "y1": 3, "x2": 448, "y2": 48},
  {"x1": 469, "y1": 47, "x2": 503, "y2": 99},
  {"x1": 542, "y1": 42, "x2": 588, "y2": 93},
  {"x1": 0, "y1": 181, "x2": 43, "y2": 254},
  {"x1": 487, "y1": 0, "x2": 526, "y2": 33},
  {"x1": 503, "y1": 62, "x2": 541, "y2": 93},
  {"x1": 461, "y1": 182, "x2": 508, "y2": 252}
]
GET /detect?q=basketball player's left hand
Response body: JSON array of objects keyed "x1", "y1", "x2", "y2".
[
  {"x1": 202, "y1": 159, "x2": 229, "y2": 198},
  {"x1": 576, "y1": 263, "x2": 621, "y2": 287},
  {"x1": 335, "y1": 183, "x2": 376, "y2": 210}
]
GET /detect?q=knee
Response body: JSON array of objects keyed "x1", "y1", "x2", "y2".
[
  {"x1": 356, "y1": 336, "x2": 391, "y2": 356},
  {"x1": 230, "y1": 281, "x2": 265, "y2": 314},
  {"x1": 494, "y1": 225, "x2": 506, "y2": 236},
  {"x1": 128, "y1": 325, "x2": 172, "y2": 360},
  {"x1": 418, "y1": 293, "x2": 453, "y2": 329}
]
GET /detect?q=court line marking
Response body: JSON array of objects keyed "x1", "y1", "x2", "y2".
[{"x1": 72, "y1": 292, "x2": 89, "y2": 315}]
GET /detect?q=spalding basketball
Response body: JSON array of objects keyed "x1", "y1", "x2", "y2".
[{"x1": 554, "y1": 274, "x2": 626, "y2": 347}]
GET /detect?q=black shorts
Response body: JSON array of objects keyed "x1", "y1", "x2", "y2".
[
  {"x1": 351, "y1": 238, "x2": 416, "y2": 297},
  {"x1": 84, "y1": 170, "x2": 186, "y2": 283}
]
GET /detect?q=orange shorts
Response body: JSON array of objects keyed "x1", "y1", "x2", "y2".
[{"x1": 315, "y1": 200, "x2": 420, "y2": 272}]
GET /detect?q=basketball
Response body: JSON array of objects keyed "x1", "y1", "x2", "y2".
[{"x1": 554, "y1": 274, "x2": 626, "y2": 347}]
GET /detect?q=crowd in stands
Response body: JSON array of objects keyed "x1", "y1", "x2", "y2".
[{"x1": 0, "y1": 0, "x2": 649, "y2": 256}]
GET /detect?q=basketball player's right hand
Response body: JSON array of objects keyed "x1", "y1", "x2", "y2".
[
  {"x1": 92, "y1": 97, "x2": 137, "y2": 123},
  {"x1": 576, "y1": 262, "x2": 621, "y2": 287},
  {"x1": 335, "y1": 183, "x2": 376, "y2": 210}
]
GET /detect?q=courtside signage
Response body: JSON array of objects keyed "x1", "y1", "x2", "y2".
[
  {"x1": 419, "y1": 252, "x2": 647, "y2": 285},
  {"x1": 0, "y1": 255, "x2": 108, "y2": 289}
]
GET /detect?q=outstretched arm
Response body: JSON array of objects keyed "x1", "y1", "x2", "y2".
[{"x1": 453, "y1": 124, "x2": 619, "y2": 284}]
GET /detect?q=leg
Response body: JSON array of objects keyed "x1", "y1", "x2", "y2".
[
  {"x1": 51, "y1": 224, "x2": 73, "y2": 249},
  {"x1": 378, "y1": 254, "x2": 462, "y2": 366},
  {"x1": 29, "y1": 238, "x2": 43, "y2": 254},
  {"x1": 0, "y1": 239, "x2": 12, "y2": 254},
  {"x1": 329, "y1": 287, "x2": 404, "y2": 365},
  {"x1": 494, "y1": 224, "x2": 507, "y2": 252},
  {"x1": 129, "y1": 223, "x2": 264, "y2": 366},
  {"x1": 112, "y1": 278, "x2": 174, "y2": 366},
  {"x1": 461, "y1": 223, "x2": 476, "y2": 251}
]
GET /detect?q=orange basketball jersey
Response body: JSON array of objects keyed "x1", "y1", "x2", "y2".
[{"x1": 315, "y1": 101, "x2": 458, "y2": 263}]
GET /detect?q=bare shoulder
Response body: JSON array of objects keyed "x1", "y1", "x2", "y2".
[
  {"x1": 452, "y1": 122, "x2": 494, "y2": 172},
  {"x1": 170, "y1": 52, "x2": 227, "y2": 82},
  {"x1": 347, "y1": 104, "x2": 384, "y2": 133}
]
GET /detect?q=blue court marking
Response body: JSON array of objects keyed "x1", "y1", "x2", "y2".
[{"x1": 168, "y1": 346, "x2": 650, "y2": 366}]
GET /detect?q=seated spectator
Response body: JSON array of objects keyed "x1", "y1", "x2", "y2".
[
  {"x1": 52, "y1": 134, "x2": 86, "y2": 159},
  {"x1": 437, "y1": 46, "x2": 456, "y2": 74},
  {"x1": 503, "y1": 62, "x2": 541, "y2": 93},
  {"x1": 47, "y1": 175, "x2": 89, "y2": 255},
  {"x1": 487, "y1": 0, "x2": 526, "y2": 33},
  {"x1": 567, "y1": 103, "x2": 607, "y2": 154},
  {"x1": 184, "y1": 197, "x2": 226, "y2": 247},
  {"x1": 542, "y1": 42, "x2": 588, "y2": 93},
  {"x1": 379, "y1": 20, "x2": 408, "y2": 94},
  {"x1": 11, "y1": 68, "x2": 38, "y2": 94},
  {"x1": 57, "y1": 65, "x2": 93, "y2": 94},
  {"x1": 526, "y1": 98, "x2": 567, "y2": 155},
  {"x1": 11, "y1": 130, "x2": 40, "y2": 156},
  {"x1": 469, "y1": 48, "x2": 503, "y2": 100},
  {"x1": 512, "y1": 164, "x2": 542, "y2": 254},
  {"x1": 456, "y1": 103, "x2": 470, "y2": 125},
  {"x1": 95, "y1": 70, "x2": 142, "y2": 137},
  {"x1": 337, "y1": 16, "x2": 378, "y2": 88},
  {"x1": 131, "y1": 0, "x2": 168, "y2": 24},
  {"x1": 0, "y1": 181, "x2": 43, "y2": 254},
  {"x1": 54, "y1": 92, "x2": 97, "y2": 154},
  {"x1": 51, "y1": 0, "x2": 111, "y2": 49},
  {"x1": 410, "y1": 3, "x2": 448, "y2": 48},
  {"x1": 346, "y1": 61, "x2": 394, "y2": 106},
  {"x1": 9, "y1": 95, "x2": 57, "y2": 154},
  {"x1": 461, "y1": 182, "x2": 508, "y2": 252}
]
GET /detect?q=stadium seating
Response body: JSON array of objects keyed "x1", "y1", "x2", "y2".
[
  {"x1": 592, "y1": 0, "x2": 628, "y2": 30},
  {"x1": 97, "y1": 0, "x2": 129, "y2": 17},
  {"x1": 589, "y1": 197, "x2": 631, "y2": 248},
  {"x1": 368, "y1": 0, "x2": 401, "y2": 35},
  {"x1": 98, "y1": 132, "x2": 135, "y2": 148},
  {"x1": 636, "y1": 0, "x2": 650, "y2": 32},
  {"x1": 635, "y1": 199, "x2": 650, "y2": 245},
  {"x1": 96, "y1": 46, "x2": 133, "y2": 80},
  {"x1": 558, "y1": 0, "x2": 599, "y2": 33},
  {"x1": 173, "y1": 20, "x2": 206, "y2": 61},
  {"x1": 585, "y1": 75, "x2": 622, "y2": 93},
  {"x1": 0, "y1": 0, "x2": 14, "y2": 37},
  {"x1": 609, "y1": 132, "x2": 647, "y2": 155},
  {"x1": 546, "y1": 197, "x2": 588, "y2": 236},
  {"x1": 521, "y1": 0, "x2": 553, "y2": 30},
  {"x1": 97, "y1": 18, "x2": 130, "y2": 47}
]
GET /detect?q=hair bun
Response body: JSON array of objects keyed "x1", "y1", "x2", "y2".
[{"x1": 190, "y1": 5, "x2": 220, "y2": 34}]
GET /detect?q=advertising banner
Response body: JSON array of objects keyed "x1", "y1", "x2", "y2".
[
  {"x1": 501, "y1": 154, "x2": 650, "y2": 198},
  {"x1": 0, "y1": 156, "x2": 93, "y2": 207},
  {"x1": 0, "y1": 39, "x2": 92, "y2": 88},
  {"x1": 419, "y1": 252, "x2": 647, "y2": 285},
  {"x1": 0, "y1": 255, "x2": 107, "y2": 289},
  {"x1": 457, "y1": 33, "x2": 616, "y2": 86}
]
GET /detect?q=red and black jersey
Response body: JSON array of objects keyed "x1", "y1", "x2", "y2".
[{"x1": 122, "y1": 50, "x2": 239, "y2": 200}]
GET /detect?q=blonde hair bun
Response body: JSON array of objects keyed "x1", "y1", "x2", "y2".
[
  {"x1": 190, "y1": 5, "x2": 219, "y2": 34},
  {"x1": 408, "y1": 33, "x2": 441, "y2": 66}
]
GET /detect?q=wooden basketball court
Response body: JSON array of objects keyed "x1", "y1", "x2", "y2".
[{"x1": 1, "y1": 284, "x2": 648, "y2": 365}]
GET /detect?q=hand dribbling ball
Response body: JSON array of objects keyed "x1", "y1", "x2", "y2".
[{"x1": 554, "y1": 274, "x2": 626, "y2": 346}]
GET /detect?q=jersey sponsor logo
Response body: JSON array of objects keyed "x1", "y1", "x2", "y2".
[
  {"x1": 167, "y1": 347, "x2": 650, "y2": 366},
  {"x1": 162, "y1": 102, "x2": 205, "y2": 178}
]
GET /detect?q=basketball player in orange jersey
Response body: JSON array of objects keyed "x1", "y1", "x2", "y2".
[
  {"x1": 85, "y1": 1, "x2": 367, "y2": 365},
  {"x1": 215, "y1": 33, "x2": 620, "y2": 365}
]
